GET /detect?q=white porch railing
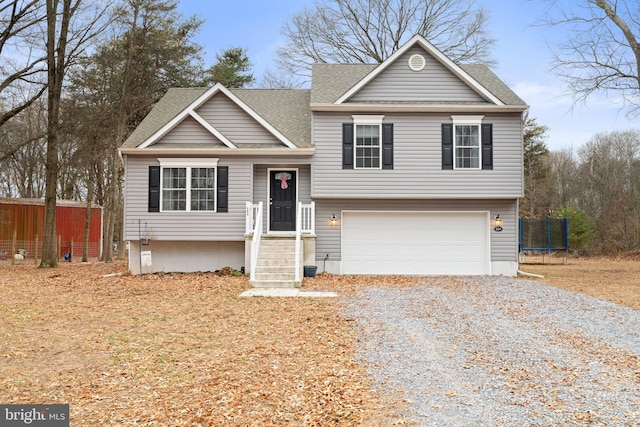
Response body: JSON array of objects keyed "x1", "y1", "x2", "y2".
[
  {"x1": 245, "y1": 201, "x2": 315, "y2": 236},
  {"x1": 294, "y1": 202, "x2": 302, "y2": 282},
  {"x1": 246, "y1": 201, "x2": 263, "y2": 281},
  {"x1": 300, "y1": 202, "x2": 315, "y2": 235},
  {"x1": 245, "y1": 201, "x2": 315, "y2": 283},
  {"x1": 246, "y1": 202, "x2": 262, "y2": 235}
]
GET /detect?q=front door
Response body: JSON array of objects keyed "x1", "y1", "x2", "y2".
[{"x1": 270, "y1": 170, "x2": 296, "y2": 232}]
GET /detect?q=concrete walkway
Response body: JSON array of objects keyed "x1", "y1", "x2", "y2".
[{"x1": 239, "y1": 288, "x2": 338, "y2": 298}]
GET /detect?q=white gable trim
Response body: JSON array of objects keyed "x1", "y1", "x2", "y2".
[
  {"x1": 139, "y1": 86, "x2": 220, "y2": 149},
  {"x1": 188, "y1": 111, "x2": 236, "y2": 148},
  {"x1": 138, "y1": 83, "x2": 297, "y2": 149},
  {"x1": 220, "y1": 85, "x2": 297, "y2": 149},
  {"x1": 335, "y1": 35, "x2": 505, "y2": 106}
]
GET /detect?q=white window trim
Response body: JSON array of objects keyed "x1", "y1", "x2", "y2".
[
  {"x1": 158, "y1": 158, "x2": 219, "y2": 212},
  {"x1": 352, "y1": 115, "x2": 384, "y2": 170},
  {"x1": 451, "y1": 116, "x2": 483, "y2": 170}
]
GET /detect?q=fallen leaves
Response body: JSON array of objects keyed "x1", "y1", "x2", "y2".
[
  {"x1": 0, "y1": 261, "x2": 398, "y2": 425},
  {"x1": 523, "y1": 257, "x2": 640, "y2": 310},
  {"x1": 1, "y1": 257, "x2": 637, "y2": 425}
]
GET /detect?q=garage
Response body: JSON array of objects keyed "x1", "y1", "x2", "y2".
[{"x1": 341, "y1": 211, "x2": 490, "y2": 275}]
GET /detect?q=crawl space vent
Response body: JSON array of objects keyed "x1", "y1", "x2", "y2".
[{"x1": 408, "y1": 54, "x2": 426, "y2": 71}]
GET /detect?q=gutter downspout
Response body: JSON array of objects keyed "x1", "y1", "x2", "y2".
[{"x1": 517, "y1": 269, "x2": 544, "y2": 278}]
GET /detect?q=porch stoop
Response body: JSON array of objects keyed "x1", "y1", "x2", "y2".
[{"x1": 250, "y1": 236, "x2": 303, "y2": 288}]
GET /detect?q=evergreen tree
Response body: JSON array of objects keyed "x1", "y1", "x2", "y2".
[{"x1": 206, "y1": 47, "x2": 254, "y2": 88}]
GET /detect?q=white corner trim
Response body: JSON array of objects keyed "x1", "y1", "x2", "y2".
[
  {"x1": 335, "y1": 34, "x2": 505, "y2": 106},
  {"x1": 158, "y1": 158, "x2": 219, "y2": 167},
  {"x1": 188, "y1": 111, "x2": 237, "y2": 148}
]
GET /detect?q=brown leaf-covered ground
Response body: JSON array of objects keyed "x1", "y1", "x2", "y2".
[
  {"x1": 520, "y1": 255, "x2": 640, "y2": 310},
  {"x1": 0, "y1": 261, "x2": 406, "y2": 425},
  {"x1": 0, "y1": 256, "x2": 638, "y2": 425}
]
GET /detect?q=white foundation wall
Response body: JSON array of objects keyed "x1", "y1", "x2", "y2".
[
  {"x1": 491, "y1": 261, "x2": 518, "y2": 277},
  {"x1": 128, "y1": 240, "x2": 245, "y2": 275}
]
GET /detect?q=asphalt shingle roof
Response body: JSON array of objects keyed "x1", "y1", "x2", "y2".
[
  {"x1": 310, "y1": 63, "x2": 376, "y2": 104},
  {"x1": 309, "y1": 62, "x2": 527, "y2": 106},
  {"x1": 122, "y1": 88, "x2": 207, "y2": 148},
  {"x1": 122, "y1": 88, "x2": 312, "y2": 149},
  {"x1": 123, "y1": 43, "x2": 525, "y2": 150},
  {"x1": 460, "y1": 64, "x2": 527, "y2": 106},
  {"x1": 232, "y1": 89, "x2": 311, "y2": 147}
]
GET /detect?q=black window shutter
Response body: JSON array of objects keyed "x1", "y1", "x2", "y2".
[
  {"x1": 148, "y1": 166, "x2": 160, "y2": 212},
  {"x1": 442, "y1": 124, "x2": 453, "y2": 170},
  {"x1": 217, "y1": 166, "x2": 229, "y2": 212},
  {"x1": 481, "y1": 123, "x2": 493, "y2": 170},
  {"x1": 382, "y1": 123, "x2": 394, "y2": 169},
  {"x1": 342, "y1": 123, "x2": 354, "y2": 169}
]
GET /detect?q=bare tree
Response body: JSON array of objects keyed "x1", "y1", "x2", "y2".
[
  {"x1": 274, "y1": 0, "x2": 495, "y2": 84},
  {"x1": 260, "y1": 68, "x2": 307, "y2": 89},
  {"x1": 65, "y1": 0, "x2": 205, "y2": 262},
  {"x1": 0, "y1": 0, "x2": 47, "y2": 128},
  {"x1": 542, "y1": 0, "x2": 640, "y2": 116},
  {"x1": 548, "y1": 147, "x2": 579, "y2": 209},
  {"x1": 576, "y1": 130, "x2": 640, "y2": 253},
  {"x1": 40, "y1": 0, "x2": 112, "y2": 267},
  {"x1": 0, "y1": 97, "x2": 47, "y2": 198}
]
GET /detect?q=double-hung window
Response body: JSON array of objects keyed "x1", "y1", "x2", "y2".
[
  {"x1": 452, "y1": 116, "x2": 483, "y2": 170},
  {"x1": 353, "y1": 115, "x2": 384, "y2": 169},
  {"x1": 159, "y1": 159, "x2": 218, "y2": 212}
]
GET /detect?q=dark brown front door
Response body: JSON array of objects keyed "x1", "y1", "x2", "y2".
[{"x1": 270, "y1": 171, "x2": 296, "y2": 231}]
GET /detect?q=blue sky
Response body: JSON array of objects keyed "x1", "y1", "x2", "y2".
[{"x1": 177, "y1": 0, "x2": 638, "y2": 152}]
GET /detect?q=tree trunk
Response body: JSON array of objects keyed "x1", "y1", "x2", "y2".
[
  {"x1": 116, "y1": 171, "x2": 126, "y2": 260},
  {"x1": 82, "y1": 161, "x2": 95, "y2": 262},
  {"x1": 40, "y1": 0, "x2": 73, "y2": 268}
]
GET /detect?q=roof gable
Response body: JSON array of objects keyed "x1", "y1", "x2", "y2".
[
  {"x1": 334, "y1": 35, "x2": 505, "y2": 106},
  {"x1": 348, "y1": 45, "x2": 487, "y2": 103},
  {"x1": 152, "y1": 115, "x2": 227, "y2": 147},
  {"x1": 133, "y1": 84, "x2": 297, "y2": 150}
]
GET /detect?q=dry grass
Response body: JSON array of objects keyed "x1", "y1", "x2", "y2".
[
  {"x1": 1, "y1": 256, "x2": 638, "y2": 425},
  {"x1": 0, "y1": 261, "x2": 402, "y2": 426},
  {"x1": 520, "y1": 256, "x2": 640, "y2": 310}
]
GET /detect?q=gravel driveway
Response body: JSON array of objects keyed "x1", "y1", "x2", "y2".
[{"x1": 343, "y1": 276, "x2": 640, "y2": 426}]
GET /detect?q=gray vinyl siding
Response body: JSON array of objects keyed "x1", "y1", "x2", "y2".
[
  {"x1": 195, "y1": 92, "x2": 281, "y2": 145},
  {"x1": 314, "y1": 199, "x2": 518, "y2": 263},
  {"x1": 349, "y1": 46, "x2": 487, "y2": 103},
  {"x1": 312, "y1": 112, "x2": 523, "y2": 198},
  {"x1": 154, "y1": 116, "x2": 225, "y2": 146},
  {"x1": 123, "y1": 156, "x2": 312, "y2": 241}
]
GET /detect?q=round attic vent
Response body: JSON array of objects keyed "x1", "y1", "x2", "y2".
[{"x1": 408, "y1": 54, "x2": 426, "y2": 71}]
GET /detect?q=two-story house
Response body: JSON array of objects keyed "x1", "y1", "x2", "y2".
[{"x1": 120, "y1": 35, "x2": 528, "y2": 285}]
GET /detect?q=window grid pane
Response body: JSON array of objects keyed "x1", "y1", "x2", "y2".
[
  {"x1": 455, "y1": 125, "x2": 480, "y2": 169},
  {"x1": 190, "y1": 167, "x2": 216, "y2": 211},
  {"x1": 355, "y1": 124, "x2": 380, "y2": 168},
  {"x1": 162, "y1": 168, "x2": 187, "y2": 211}
]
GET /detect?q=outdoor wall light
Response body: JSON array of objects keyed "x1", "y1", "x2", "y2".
[
  {"x1": 493, "y1": 214, "x2": 503, "y2": 232},
  {"x1": 330, "y1": 214, "x2": 338, "y2": 226}
]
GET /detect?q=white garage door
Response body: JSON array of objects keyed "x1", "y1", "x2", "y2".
[{"x1": 342, "y1": 211, "x2": 490, "y2": 275}]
